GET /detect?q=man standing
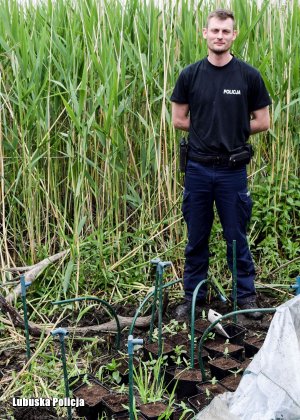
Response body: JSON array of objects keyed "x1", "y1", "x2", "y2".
[{"x1": 171, "y1": 9, "x2": 271, "y2": 320}]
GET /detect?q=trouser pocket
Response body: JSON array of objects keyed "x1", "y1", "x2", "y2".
[
  {"x1": 238, "y1": 191, "x2": 253, "y2": 227},
  {"x1": 181, "y1": 190, "x2": 190, "y2": 221}
]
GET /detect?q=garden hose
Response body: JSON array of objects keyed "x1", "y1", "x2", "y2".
[{"x1": 198, "y1": 307, "x2": 276, "y2": 381}]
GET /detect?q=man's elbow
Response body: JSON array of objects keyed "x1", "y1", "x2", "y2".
[
  {"x1": 255, "y1": 116, "x2": 270, "y2": 133},
  {"x1": 262, "y1": 116, "x2": 270, "y2": 131},
  {"x1": 172, "y1": 116, "x2": 190, "y2": 131},
  {"x1": 172, "y1": 117, "x2": 182, "y2": 130}
]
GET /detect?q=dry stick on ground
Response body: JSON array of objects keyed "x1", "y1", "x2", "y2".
[
  {"x1": 1, "y1": 249, "x2": 168, "y2": 335},
  {"x1": 4, "y1": 250, "x2": 69, "y2": 304},
  {"x1": 0, "y1": 293, "x2": 51, "y2": 336},
  {"x1": 0, "y1": 295, "x2": 160, "y2": 336}
]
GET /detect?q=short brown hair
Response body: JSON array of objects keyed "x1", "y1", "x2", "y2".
[{"x1": 206, "y1": 9, "x2": 235, "y2": 29}]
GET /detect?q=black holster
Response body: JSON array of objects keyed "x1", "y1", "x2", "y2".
[
  {"x1": 228, "y1": 144, "x2": 254, "y2": 168},
  {"x1": 179, "y1": 138, "x2": 188, "y2": 173}
]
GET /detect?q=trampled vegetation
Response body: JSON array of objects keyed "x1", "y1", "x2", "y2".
[{"x1": 0, "y1": 0, "x2": 299, "y2": 417}]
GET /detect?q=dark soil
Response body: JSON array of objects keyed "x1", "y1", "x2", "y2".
[
  {"x1": 102, "y1": 393, "x2": 129, "y2": 414},
  {"x1": 13, "y1": 405, "x2": 58, "y2": 420},
  {"x1": 188, "y1": 393, "x2": 212, "y2": 412},
  {"x1": 174, "y1": 368, "x2": 203, "y2": 381},
  {"x1": 196, "y1": 381, "x2": 227, "y2": 395},
  {"x1": 194, "y1": 318, "x2": 211, "y2": 333},
  {"x1": 240, "y1": 358, "x2": 252, "y2": 370},
  {"x1": 244, "y1": 333, "x2": 266, "y2": 345},
  {"x1": 244, "y1": 333, "x2": 266, "y2": 357},
  {"x1": 115, "y1": 356, "x2": 140, "y2": 376},
  {"x1": 204, "y1": 341, "x2": 244, "y2": 361},
  {"x1": 209, "y1": 356, "x2": 241, "y2": 370},
  {"x1": 73, "y1": 380, "x2": 109, "y2": 406},
  {"x1": 139, "y1": 401, "x2": 168, "y2": 418},
  {"x1": 220, "y1": 374, "x2": 242, "y2": 391},
  {"x1": 0, "y1": 291, "x2": 279, "y2": 418},
  {"x1": 144, "y1": 341, "x2": 173, "y2": 355},
  {"x1": 208, "y1": 356, "x2": 242, "y2": 379},
  {"x1": 165, "y1": 332, "x2": 189, "y2": 346}
]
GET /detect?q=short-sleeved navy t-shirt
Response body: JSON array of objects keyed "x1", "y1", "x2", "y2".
[{"x1": 171, "y1": 57, "x2": 271, "y2": 156}]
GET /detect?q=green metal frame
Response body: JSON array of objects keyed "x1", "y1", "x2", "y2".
[
  {"x1": 197, "y1": 307, "x2": 276, "y2": 381},
  {"x1": 129, "y1": 279, "x2": 181, "y2": 343},
  {"x1": 128, "y1": 259, "x2": 180, "y2": 420},
  {"x1": 51, "y1": 328, "x2": 72, "y2": 420},
  {"x1": 190, "y1": 279, "x2": 227, "y2": 368},
  {"x1": 128, "y1": 335, "x2": 143, "y2": 420},
  {"x1": 20, "y1": 274, "x2": 32, "y2": 364}
]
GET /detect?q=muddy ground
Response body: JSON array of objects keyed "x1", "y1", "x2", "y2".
[{"x1": 0, "y1": 291, "x2": 282, "y2": 419}]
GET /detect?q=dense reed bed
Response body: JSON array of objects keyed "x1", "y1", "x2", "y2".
[{"x1": 0, "y1": 0, "x2": 299, "y2": 297}]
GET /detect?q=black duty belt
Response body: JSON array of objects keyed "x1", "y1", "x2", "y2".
[
  {"x1": 188, "y1": 147, "x2": 253, "y2": 168},
  {"x1": 188, "y1": 154, "x2": 230, "y2": 165}
]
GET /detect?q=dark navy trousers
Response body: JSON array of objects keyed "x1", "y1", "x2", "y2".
[{"x1": 182, "y1": 159, "x2": 256, "y2": 301}]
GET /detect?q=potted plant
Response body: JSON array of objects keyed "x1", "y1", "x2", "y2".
[
  {"x1": 194, "y1": 310, "x2": 211, "y2": 334},
  {"x1": 203, "y1": 339, "x2": 244, "y2": 361},
  {"x1": 165, "y1": 365, "x2": 203, "y2": 400},
  {"x1": 68, "y1": 372, "x2": 97, "y2": 391},
  {"x1": 73, "y1": 376, "x2": 110, "y2": 419},
  {"x1": 196, "y1": 376, "x2": 227, "y2": 395},
  {"x1": 215, "y1": 322, "x2": 246, "y2": 345},
  {"x1": 220, "y1": 368, "x2": 244, "y2": 391},
  {"x1": 188, "y1": 388, "x2": 214, "y2": 413},
  {"x1": 172, "y1": 401, "x2": 195, "y2": 420},
  {"x1": 102, "y1": 392, "x2": 132, "y2": 418},
  {"x1": 134, "y1": 356, "x2": 170, "y2": 420},
  {"x1": 208, "y1": 354, "x2": 242, "y2": 380},
  {"x1": 243, "y1": 332, "x2": 266, "y2": 357},
  {"x1": 104, "y1": 354, "x2": 140, "y2": 385},
  {"x1": 143, "y1": 339, "x2": 174, "y2": 365}
]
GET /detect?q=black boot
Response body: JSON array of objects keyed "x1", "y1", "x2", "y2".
[
  {"x1": 174, "y1": 298, "x2": 206, "y2": 319},
  {"x1": 174, "y1": 300, "x2": 192, "y2": 319},
  {"x1": 238, "y1": 297, "x2": 264, "y2": 320}
]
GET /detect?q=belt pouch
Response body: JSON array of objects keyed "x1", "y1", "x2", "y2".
[{"x1": 179, "y1": 138, "x2": 188, "y2": 172}]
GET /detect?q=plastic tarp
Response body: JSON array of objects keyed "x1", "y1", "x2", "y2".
[{"x1": 196, "y1": 295, "x2": 300, "y2": 420}]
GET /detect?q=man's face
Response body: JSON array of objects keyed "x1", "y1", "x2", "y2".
[{"x1": 203, "y1": 17, "x2": 237, "y2": 55}]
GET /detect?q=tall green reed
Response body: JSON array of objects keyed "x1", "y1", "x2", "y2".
[{"x1": 0, "y1": 0, "x2": 298, "y2": 293}]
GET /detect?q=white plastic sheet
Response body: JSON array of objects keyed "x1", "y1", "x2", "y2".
[{"x1": 196, "y1": 295, "x2": 300, "y2": 420}]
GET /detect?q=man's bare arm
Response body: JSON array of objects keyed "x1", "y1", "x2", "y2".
[
  {"x1": 250, "y1": 106, "x2": 270, "y2": 134},
  {"x1": 172, "y1": 102, "x2": 190, "y2": 131}
]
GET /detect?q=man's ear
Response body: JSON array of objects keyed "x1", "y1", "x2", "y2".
[{"x1": 202, "y1": 27, "x2": 207, "y2": 39}]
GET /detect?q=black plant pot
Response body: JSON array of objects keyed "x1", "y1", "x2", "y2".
[
  {"x1": 208, "y1": 356, "x2": 242, "y2": 380},
  {"x1": 166, "y1": 332, "x2": 189, "y2": 346},
  {"x1": 68, "y1": 372, "x2": 96, "y2": 391},
  {"x1": 194, "y1": 318, "x2": 211, "y2": 334},
  {"x1": 216, "y1": 322, "x2": 246, "y2": 345},
  {"x1": 188, "y1": 393, "x2": 213, "y2": 413},
  {"x1": 203, "y1": 341, "x2": 245, "y2": 361},
  {"x1": 101, "y1": 393, "x2": 130, "y2": 418},
  {"x1": 196, "y1": 380, "x2": 227, "y2": 395},
  {"x1": 165, "y1": 367, "x2": 203, "y2": 400},
  {"x1": 143, "y1": 341, "x2": 174, "y2": 365},
  {"x1": 139, "y1": 402, "x2": 168, "y2": 420},
  {"x1": 244, "y1": 334, "x2": 266, "y2": 358},
  {"x1": 220, "y1": 374, "x2": 242, "y2": 391},
  {"x1": 73, "y1": 378, "x2": 110, "y2": 420},
  {"x1": 172, "y1": 405, "x2": 195, "y2": 420},
  {"x1": 113, "y1": 355, "x2": 140, "y2": 384}
]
